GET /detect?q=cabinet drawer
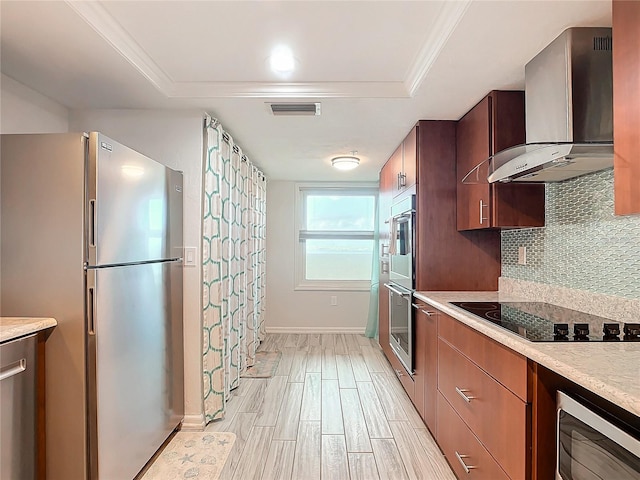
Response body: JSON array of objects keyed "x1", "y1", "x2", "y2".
[
  {"x1": 437, "y1": 393, "x2": 510, "y2": 480},
  {"x1": 438, "y1": 312, "x2": 528, "y2": 400},
  {"x1": 438, "y1": 338, "x2": 528, "y2": 480}
]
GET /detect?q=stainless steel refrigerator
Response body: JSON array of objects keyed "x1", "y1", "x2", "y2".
[{"x1": 0, "y1": 132, "x2": 184, "y2": 480}]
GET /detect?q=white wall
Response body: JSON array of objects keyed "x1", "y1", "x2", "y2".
[
  {"x1": 69, "y1": 109, "x2": 205, "y2": 429},
  {"x1": 265, "y1": 181, "x2": 371, "y2": 333},
  {"x1": 0, "y1": 74, "x2": 69, "y2": 133},
  {"x1": 0, "y1": 75, "x2": 71, "y2": 313}
]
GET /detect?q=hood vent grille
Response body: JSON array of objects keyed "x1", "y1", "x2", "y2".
[
  {"x1": 269, "y1": 103, "x2": 321, "y2": 116},
  {"x1": 593, "y1": 36, "x2": 612, "y2": 51}
]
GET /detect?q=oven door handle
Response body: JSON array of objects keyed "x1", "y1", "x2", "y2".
[
  {"x1": 384, "y1": 283, "x2": 411, "y2": 297},
  {"x1": 392, "y1": 212, "x2": 413, "y2": 222}
]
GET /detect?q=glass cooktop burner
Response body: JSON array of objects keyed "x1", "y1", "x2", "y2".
[{"x1": 450, "y1": 301, "x2": 640, "y2": 342}]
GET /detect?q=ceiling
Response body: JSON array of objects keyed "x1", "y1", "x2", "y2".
[{"x1": 0, "y1": 1, "x2": 611, "y2": 181}]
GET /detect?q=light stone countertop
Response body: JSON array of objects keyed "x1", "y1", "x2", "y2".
[
  {"x1": 414, "y1": 291, "x2": 640, "y2": 418},
  {"x1": 0, "y1": 317, "x2": 57, "y2": 343}
]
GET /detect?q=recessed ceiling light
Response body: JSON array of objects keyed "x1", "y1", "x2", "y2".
[{"x1": 270, "y1": 45, "x2": 295, "y2": 74}]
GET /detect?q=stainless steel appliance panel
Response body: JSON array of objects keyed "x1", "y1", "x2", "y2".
[
  {"x1": 87, "y1": 261, "x2": 180, "y2": 480},
  {"x1": 526, "y1": 27, "x2": 613, "y2": 144},
  {"x1": 0, "y1": 334, "x2": 37, "y2": 480},
  {"x1": 556, "y1": 391, "x2": 640, "y2": 479},
  {"x1": 1, "y1": 133, "x2": 89, "y2": 480},
  {"x1": 389, "y1": 195, "x2": 415, "y2": 290},
  {"x1": 387, "y1": 283, "x2": 413, "y2": 374},
  {"x1": 88, "y1": 132, "x2": 172, "y2": 267}
]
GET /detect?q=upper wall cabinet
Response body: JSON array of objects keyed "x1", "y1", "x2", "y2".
[
  {"x1": 391, "y1": 126, "x2": 417, "y2": 198},
  {"x1": 456, "y1": 91, "x2": 545, "y2": 231},
  {"x1": 613, "y1": 0, "x2": 640, "y2": 215}
]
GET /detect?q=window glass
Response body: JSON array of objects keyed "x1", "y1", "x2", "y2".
[
  {"x1": 305, "y1": 239, "x2": 374, "y2": 280},
  {"x1": 306, "y1": 195, "x2": 375, "y2": 231},
  {"x1": 296, "y1": 185, "x2": 377, "y2": 290}
]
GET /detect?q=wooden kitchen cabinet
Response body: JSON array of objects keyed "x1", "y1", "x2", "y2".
[
  {"x1": 437, "y1": 311, "x2": 531, "y2": 480},
  {"x1": 412, "y1": 300, "x2": 438, "y2": 433},
  {"x1": 414, "y1": 121, "x2": 501, "y2": 291},
  {"x1": 613, "y1": 0, "x2": 640, "y2": 215},
  {"x1": 456, "y1": 91, "x2": 545, "y2": 231},
  {"x1": 378, "y1": 157, "x2": 395, "y2": 360},
  {"x1": 437, "y1": 393, "x2": 511, "y2": 480},
  {"x1": 378, "y1": 284, "x2": 392, "y2": 360},
  {"x1": 391, "y1": 126, "x2": 417, "y2": 198},
  {"x1": 377, "y1": 121, "x2": 501, "y2": 384}
]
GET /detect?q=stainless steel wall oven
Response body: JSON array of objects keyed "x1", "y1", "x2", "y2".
[
  {"x1": 389, "y1": 195, "x2": 415, "y2": 290},
  {"x1": 556, "y1": 391, "x2": 640, "y2": 479},
  {"x1": 387, "y1": 195, "x2": 415, "y2": 374}
]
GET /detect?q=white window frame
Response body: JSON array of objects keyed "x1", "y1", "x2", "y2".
[{"x1": 294, "y1": 182, "x2": 378, "y2": 291}]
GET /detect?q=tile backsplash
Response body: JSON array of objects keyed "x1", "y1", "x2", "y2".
[{"x1": 501, "y1": 169, "x2": 640, "y2": 300}]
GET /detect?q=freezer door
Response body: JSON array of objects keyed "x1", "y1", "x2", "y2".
[
  {"x1": 87, "y1": 132, "x2": 183, "y2": 266},
  {"x1": 86, "y1": 261, "x2": 182, "y2": 480}
]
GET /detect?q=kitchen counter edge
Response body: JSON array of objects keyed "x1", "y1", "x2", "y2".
[
  {"x1": 0, "y1": 317, "x2": 57, "y2": 343},
  {"x1": 414, "y1": 291, "x2": 640, "y2": 418}
]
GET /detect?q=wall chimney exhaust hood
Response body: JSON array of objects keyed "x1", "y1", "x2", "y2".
[{"x1": 463, "y1": 27, "x2": 613, "y2": 185}]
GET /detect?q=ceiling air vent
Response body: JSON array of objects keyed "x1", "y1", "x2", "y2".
[{"x1": 269, "y1": 102, "x2": 321, "y2": 116}]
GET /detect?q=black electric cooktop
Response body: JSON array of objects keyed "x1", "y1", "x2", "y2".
[{"x1": 450, "y1": 301, "x2": 640, "y2": 342}]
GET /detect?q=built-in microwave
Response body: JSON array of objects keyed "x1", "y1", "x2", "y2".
[
  {"x1": 556, "y1": 391, "x2": 640, "y2": 479},
  {"x1": 389, "y1": 195, "x2": 415, "y2": 290}
]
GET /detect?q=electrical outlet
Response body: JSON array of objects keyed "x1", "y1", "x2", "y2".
[
  {"x1": 518, "y1": 246, "x2": 527, "y2": 265},
  {"x1": 330, "y1": 295, "x2": 338, "y2": 306}
]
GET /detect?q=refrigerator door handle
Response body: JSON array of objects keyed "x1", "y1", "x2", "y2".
[
  {"x1": 87, "y1": 269, "x2": 96, "y2": 336},
  {"x1": 89, "y1": 199, "x2": 96, "y2": 247},
  {"x1": 88, "y1": 287, "x2": 95, "y2": 335}
]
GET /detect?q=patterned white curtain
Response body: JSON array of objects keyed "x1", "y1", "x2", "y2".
[{"x1": 202, "y1": 115, "x2": 266, "y2": 421}]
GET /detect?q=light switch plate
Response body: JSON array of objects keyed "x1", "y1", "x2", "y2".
[{"x1": 184, "y1": 247, "x2": 197, "y2": 267}]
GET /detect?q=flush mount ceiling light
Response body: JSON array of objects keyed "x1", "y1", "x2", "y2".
[
  {"x1": 331, "y1": 152, "x2": 360, "y2": 171},
  {"x1": 270, "y1": 45, "x2": 295, "y2": 74}
]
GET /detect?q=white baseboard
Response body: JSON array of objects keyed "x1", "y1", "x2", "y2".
[
  {"x1": 266, "y1": 326, "x2": 366, "y2": 334},
  {"x1": 180, "y1": 413, "x2": 206, "y2": 432}
]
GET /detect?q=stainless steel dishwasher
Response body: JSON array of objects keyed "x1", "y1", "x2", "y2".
[{"x1": 0, "y1": 334, "x2": 37, "y2": 480}]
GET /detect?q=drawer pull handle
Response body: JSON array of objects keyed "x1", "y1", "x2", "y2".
[
  {"x1": 0, "y1": 359, "x2": 26, "y2": 381},
  {"x1": 454, "y1": 451, "x2": 476, "y2": 474},
  {"x1": 455, "y1": 387, "x2": 475, "y2": 403},
  {"x1": 410, "y1": 304, "x2": 436, "y2": 317}
]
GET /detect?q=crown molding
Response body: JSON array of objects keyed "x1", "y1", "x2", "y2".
[
  {"x1": 67, "y1": 0, "x2": 469, "y2": 99},
  {"x1": 404, "y1": 0, "x2": 472, "y2": 97},
  {"x1": 171, "y1": 81, "x2": 408, "y2": 98},
  {"x1": 65, "y1": 1, "x2": 176, "y2": 94}
]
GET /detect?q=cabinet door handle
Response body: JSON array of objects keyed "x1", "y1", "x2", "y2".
[
  {"x1": 455, "y1": 387, "x2": 475, "y2": 403},
  {"x1": 399, "y1": 173, "x2": 407, "y2": 188},
  {"x1": 381, "y1": 261, "x2": 389, "y2": 274},
  {"x1": 479, "y1": 199, "x2": 489, "y2": 225},
  {"x1": 395, "y1": 369, "x2": 404, "y2": 377},
  {"x1": 454, "y1": 451, "x2": 477, "y2": 474},
  {"x1": 381, "y1": 244, "x2": 389, "y2": 257}
]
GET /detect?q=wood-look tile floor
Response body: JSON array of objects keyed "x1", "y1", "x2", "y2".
[{"x1": 205, "y1": 333, "x2": 456, "y2": 480}]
